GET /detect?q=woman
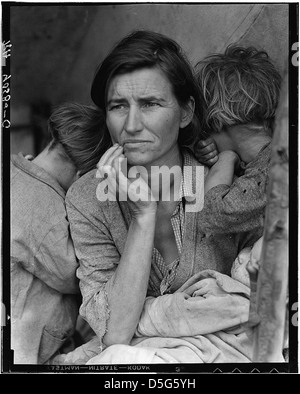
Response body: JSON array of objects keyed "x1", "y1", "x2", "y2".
[
  {"x1": 65, "y1": 31, "x2": 261, "y2": 363},
  {"x1": 10, "y1": 102, "x2": 110, "y2": 364}
]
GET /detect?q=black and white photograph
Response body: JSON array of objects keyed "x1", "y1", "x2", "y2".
[{"x1": 1, "y1": 1, "x2": 298, "y2": 376}]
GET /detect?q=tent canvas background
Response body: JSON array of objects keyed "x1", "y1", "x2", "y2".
[{"x1": 9, "y1": 2, "x2": 289, "y2": 156}]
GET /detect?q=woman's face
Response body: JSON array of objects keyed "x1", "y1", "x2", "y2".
[{"x1": 106, "y1": 67, "x2": 192, "y2": 167}]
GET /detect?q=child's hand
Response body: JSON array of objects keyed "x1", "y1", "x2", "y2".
[{"x1": 194, "y1": 137, "x2": 219, "y2": 167}]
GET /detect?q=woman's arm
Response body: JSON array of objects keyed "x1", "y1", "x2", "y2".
[
  {"x1": 104, "y1": 212, "x2": 156, "y2": 346},
  {"x1": 135, "y1": 272, "x2": 251, "y2": 338},
  {"x1": 98, "y1": 145, "x2": 158, "y2": 346},
  {"x1": 67, "y1": 144, "x2": 158, "y2": 347},
  {"x1": 66, "y1": 194, "x2": 156, "y2": 347}
]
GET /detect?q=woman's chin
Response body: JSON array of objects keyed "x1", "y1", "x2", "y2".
[{"x1": 125, "y1": 152, "x2": 152, "y2": 167}]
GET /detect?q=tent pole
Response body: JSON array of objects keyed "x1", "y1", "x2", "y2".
[{"x1": 252, "y1": 69, "x2": 289, "y2": 362}]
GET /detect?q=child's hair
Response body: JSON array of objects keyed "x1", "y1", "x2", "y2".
[
  {"x1": 48, "y1": 102, "x2": 112, "y2": 175},
  {"x1": 195, "y1": 44, "x2": 282, "y2": 133}
]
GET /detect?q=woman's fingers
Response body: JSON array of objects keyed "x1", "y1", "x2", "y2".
[
  {"x1": 106, "y1": 145, "x2": 124, "y2": 167},
  {"x1": 96, "y1": 144, "x2": 156, "y2": 213},
  {"x1": 97, "y1": 144, "x2": 122, "y2": 168},
  {"x1": 112, "y1": 155, "x2": 129, "y2": 199},
  {"x1": 97, "y1": 144, "x2": 119, "y2": 166},
  {"x1": 192, "y1": 288, "x2": 208, "y2": 297},
  {"x1": 183, "y1": 280, "x2": 206, "y2": 296},
  {"x1": 97, "y1": 145, "x2": 124, "y2": 180}
]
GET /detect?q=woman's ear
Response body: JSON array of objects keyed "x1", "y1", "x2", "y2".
[{"x1": 179, "y1": 96, "x2": 195, "y2": 128}]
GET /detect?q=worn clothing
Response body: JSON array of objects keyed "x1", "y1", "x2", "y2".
[
  {"x1": 52, "y1": 268, "x2": 256, "y2": 365},
  {"x1": 11, "y1": 153, "x2": 80, "y2": 364},
  {"x1": 152, "y1": 152, "x2": 193, "y2": 296},
  {"x1": 198, "y1": 143, "x2": 271, "y2": 233},
  {"x1": 66, "y1": 150, "x2": 261, "y2": 347},
  {"x1": 86, "y1": 269, "x2": 256, "y2": 364}
]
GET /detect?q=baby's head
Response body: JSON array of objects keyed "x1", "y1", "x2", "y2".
[
  {"x1": 247, "y1": 237, "x2": 263, "y2": 276},
  {"x1": 231, "y1": 237, "x2": 263, "y2": 286},
  {"x1": 195, "y1": 45, "x2": 282, "y2": 136}
]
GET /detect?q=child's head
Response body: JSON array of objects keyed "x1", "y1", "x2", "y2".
[
  {"x1": 196, "y1": 44, "x2": 282, "y2": 135},
  {"x1": 48, "y1": 102, "x2": 111, "y2": 175}
]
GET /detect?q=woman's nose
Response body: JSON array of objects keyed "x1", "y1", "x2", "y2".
[{"x1": 124, "y1": 106, "x2": 143, "y2": 134}]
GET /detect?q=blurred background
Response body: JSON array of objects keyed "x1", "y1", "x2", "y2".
[{"x1": 9, "y1": 3, "x2": 289, "y2": 157}]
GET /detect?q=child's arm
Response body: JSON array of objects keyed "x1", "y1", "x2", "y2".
[
  {"x1": 198, "y1": 145, "x2": 271, "y2": 235},
  {"x1": 204, "y1": 150, "x2": 240, "y2": 194}
]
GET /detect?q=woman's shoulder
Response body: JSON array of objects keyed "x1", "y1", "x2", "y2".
[
  {"x1": 66, "y1": 168, "x2": 121, "y2": 219},
  {"x1": 67, "y1": 168, "x2": 98, "y2": 201}
]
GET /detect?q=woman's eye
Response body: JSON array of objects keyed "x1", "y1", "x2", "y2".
[
  {"x1": 109, "y1": 104, "x2": 125, "y2": 111},
  {"x1": 143, "y1": 102, "x2": 159, "y2": 108}
]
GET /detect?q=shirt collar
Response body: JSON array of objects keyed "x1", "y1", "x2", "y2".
[
  {"x1": 11, "y1": 152, "x2": 66, "y2": 199},
  {"x1": 178, "y1": 149, "x2": 208, "y2": 201}
]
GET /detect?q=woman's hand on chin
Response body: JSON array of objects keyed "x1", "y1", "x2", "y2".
[{"x1": 97, "y1": 144, "x2": 157, "y2": 218}]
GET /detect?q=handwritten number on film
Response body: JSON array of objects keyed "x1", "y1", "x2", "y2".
[
  {"x1": 2, "y1": 41, "x2": 12, "y2": 128},
  {"x1": 2, "y1": 74, "x2": 11, "y2": 128}
]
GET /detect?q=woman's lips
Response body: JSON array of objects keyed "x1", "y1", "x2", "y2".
[{"x1": 123, "y1": 141, "x2": 150, "y2": 148}]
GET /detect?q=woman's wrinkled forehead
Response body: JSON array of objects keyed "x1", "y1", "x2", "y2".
[{"x1": 105, "y1": 65, "x2": 175, "y2": 105}]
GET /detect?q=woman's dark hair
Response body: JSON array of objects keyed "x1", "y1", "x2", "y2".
[
  {"x1": 48, "y1": 102, "x2": 111, "y2": 175},
  {"x1": 195, "y1": 44, "x2": 282, "y2": 133},
  {"x1": 91, "y1": 30, "x2": 203, "y2": 147}
]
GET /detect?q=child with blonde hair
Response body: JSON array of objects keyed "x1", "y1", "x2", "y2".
[{"x1": 194, "y1": 44, "x2": 282, "y2": 236}]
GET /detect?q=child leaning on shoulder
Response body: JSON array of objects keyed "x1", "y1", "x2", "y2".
[{"x1": 193, "y1": 44, "x2": 282, "y2": 236}]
